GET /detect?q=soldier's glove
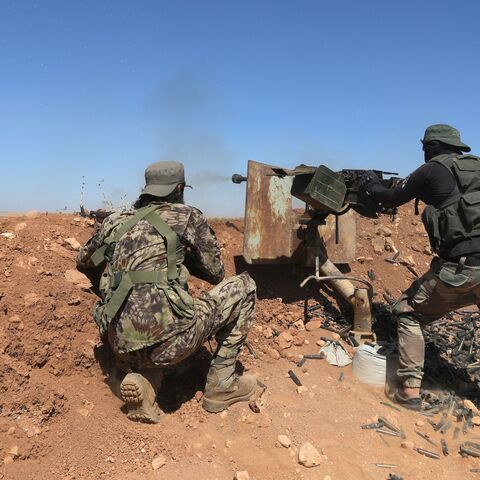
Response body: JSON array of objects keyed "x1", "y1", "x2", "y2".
[{"x1": 359, "y1": 170, "x2": 381, "y2": 194}]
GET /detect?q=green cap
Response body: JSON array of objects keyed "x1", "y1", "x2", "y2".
[
  {"x1": 141, "y1": 161, "x2": 186, "y2": 198},
  {"x1": 421, "y1": 124, "x2": 471, "y2": 152}
]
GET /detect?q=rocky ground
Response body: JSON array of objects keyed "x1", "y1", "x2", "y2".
[{"x1": 0, "y1": 208, "x2": 479, "y2": 480}]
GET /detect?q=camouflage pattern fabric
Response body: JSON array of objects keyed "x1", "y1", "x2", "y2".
[
  {"x1": 77, "y1": 202, "x2": 225, "y2": 355},
  {"x1": 116, "y1": 272, "x2": 256, "y2": 370},
  {"x1": 393, "y1": 257, "x2": 480, "y2": 388}
]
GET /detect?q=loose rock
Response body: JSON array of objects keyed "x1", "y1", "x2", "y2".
[
  {"x1": 277, "y1": 435, "x2": 292, "y2": 448},
  {"x1": 401, "y1": 440, "x2": 414, "y2": 450},
  {"x1": 298, "y1": 442, "x2": 323, "y2": 468},
  {"x1": 263, "y1": 326, "x2": 274, "y2": 339},
  {"x1": 14, "y1": 222, "x2": 27, "y2": 232},
  {"x1": 266, "y1": 348, "x2": 280, "y2": 360},
  {"x1": 277, "y1": 331, "x2": 293, "y2": 350},
  {"x1": 64, "y1": 270, "x2": 92, "y2": 290},
  {"x1": 234, "y1": 471, "x2": 250, "y2": 480},
  {"x1": 64, "y1": 237, "x2": 81, "y2": 251},
  {"x1": 305, "y1": 319, "x2": 323, "y2": 331},
  {"x1": 371, "y1": 238, "x2": 385, "y2": 255},
  {"x1": 151, "y1": 455, "x2": 166, "y2": 470}
]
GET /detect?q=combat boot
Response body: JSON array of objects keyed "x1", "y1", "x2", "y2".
[
  {"x1": 202, "y1": 358, "x2": 257, "y2": 413},
  {"x1": 120, "y1": 369, "x2": 164, "y2": 424}
]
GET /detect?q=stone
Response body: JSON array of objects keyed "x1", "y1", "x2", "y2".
[
  {"x1": 234, "y1": 471, "x2": 250, "y2": 480},
  {"x1": 323, "y1": 476, "x2": 332, "y2": 480},
  {"x1": 298, "y1": 442, "x2": 323, "y2": 468},
  {"x1": 14, "y1": 222, "x2": 27, "y2": 232},
  {"x1": 280, "y1": 350, "x2": 298, "y2": 361},
  {"x1": 48, "y1": 242, "x2": 73, "y2": 259},
  {"x1": 401, "y1": 440, "x2": 414, "y2": 450},
  {"x1": 296, "y1": 386, "x2": 308, "y2": 394},
  {"x1": 151, "y1": 455, "x2": 166, "y2": 470},
  {"x1": 464, "y1": 399, "x2": 478, "y2": 413},
  {"x1": 415, "y1": 420, "x2": 424, "y2": 427},
  {"x1": 68, "y1": 297, "x2": 81, "y2": 306},
  {"x1": 7, "y1": 427, "x2": 15, "y2": 435},
  {"x1": 357, "y1": 256, "x2": 373, "y2": 264},
  {"x1": 293, "y1": 319, "x2": 305, "y2": 331},
  {"x1": 371, "y1": 238, "x2": 385, "y2": 255},
  {"x1": 411, "y1": 244, "x2": 422, "y2": 252},
  {"x1": 316, "y1": 339, "x2": 326, "y2": 347},
  {"x1": 194, "y1": 391, "x2": 204, "y2": 402},
  {"x1": 305, "y1": 319, "x2": 323, "y2": 331},
  {"x1": 277, "y1": 435, "x2": 291, "y2": 448},
  {"x1": 3, "y1": 455, "x2": 13, "y2": 465},
  {"x1": 0, "y1": 232, "x2": 15, "y2": 240},
  {"x1": 376, "y1": 225, "x2": 392, "y2": 237},
  {"x1": 64, "y1": 270, "x2": 92, "y2": 290},
  {"x1": 263, "y1": 326, "x2": 274, "y2": 339},
  {"x1": 24, "y1": 293, "x2": 41, "y2": 307},
  {"x1": 8, "y1": 446, "x2": 19, "y2": 458},
  {"x1": 277, "y1": 331, "x2": 293, "y2": 350},
  {"x1": 293, "y1": 334, "x2": 306, "y2": 347},
  {"x1": 266, "y1": 348, "x2": 280, "y2": 360},
  {"x1": 64, "y1": 237, "x2": 81, "y2": 251},
  {"x1": 472, "y1": 416, "x2": 480, "y2": 427}
]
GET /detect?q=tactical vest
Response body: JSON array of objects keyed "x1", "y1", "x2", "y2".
[
  {"x1": 422, "y1": 153, "x2": 480, "y2": 257},
  {"x1": 90, "y1": 204, "x2": 194, "y2": 340}
]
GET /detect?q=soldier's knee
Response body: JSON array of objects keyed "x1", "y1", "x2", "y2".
[
  {"x1": 392, "y1": 298, "x2": 410, "y2": 318},
  {"x1": 238, "y1": 272, "x2": 257, "y2": 295}
]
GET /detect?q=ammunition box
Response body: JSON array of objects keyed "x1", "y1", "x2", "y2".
[{"x1": 291, "y1": 165, "x2": 346, "y2": 213}]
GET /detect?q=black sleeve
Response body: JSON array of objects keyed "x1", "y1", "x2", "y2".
[{"x1": 368, "y1": 165, "x2": 429, "y2": 208}]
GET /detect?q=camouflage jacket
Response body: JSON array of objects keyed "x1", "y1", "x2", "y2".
[{"x1": 77, "y1": 202, "x2": 225, "y2": 354}]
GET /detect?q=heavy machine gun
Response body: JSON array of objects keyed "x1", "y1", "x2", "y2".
[{"x1": 232, "y1": 161, "x2": 403, "y2": 344}]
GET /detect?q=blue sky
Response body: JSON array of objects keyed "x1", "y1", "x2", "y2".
[{"x1": 1, "y1": 0, "x2": 480, "y2": 215}]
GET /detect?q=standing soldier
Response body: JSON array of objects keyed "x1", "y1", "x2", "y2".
[
  {"x1": 77, "y1": 161, "x2": 258, "y2": 423},
  {"x1": 361, "y1": 124, "x2": 480, "y2": 410}
]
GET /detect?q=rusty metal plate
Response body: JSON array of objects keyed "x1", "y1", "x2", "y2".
[
  {"x1": 319, "y1": 209, "x2": 357, "y2": 263},
  {"x1": 243, "y1": 160, "x2": 294, "y2": 264}
]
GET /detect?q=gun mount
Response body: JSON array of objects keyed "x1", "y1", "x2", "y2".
[{"x1": 233, "y1": 160, "x2": 402, "y2": 344}]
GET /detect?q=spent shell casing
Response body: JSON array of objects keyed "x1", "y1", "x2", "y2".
[
  {"x1": 414, "y1": 447, "x2": 440, "y2": 459},
  {"x1": 376, "y1": 428, "x2": 400, "y2": 437},
  {"x1": 287, "y1": 370, "x2": 302, "y2": 387},
  {"x1": 414, "y1": 430, "x2": 437, "y2": 447},
  {"x1": 441, "y1": 439, "x2": 449, "y2": 456},
  {"x1": 361, "y1": 421, "x2": 383, "y2": 430},
  {"x1": 378, "y1": 416, "x2": 405, "y2": 438},
  {"x1": 380, "y1": 401, "x2": 401, "y2": 412}
]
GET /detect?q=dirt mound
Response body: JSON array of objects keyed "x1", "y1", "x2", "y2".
[{"x1": 0, "y1": 209, "x2": 478, "y2": 479}]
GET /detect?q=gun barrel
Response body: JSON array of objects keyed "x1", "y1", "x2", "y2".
[{"x1": 232, "y1": 174, "x2": 248, "y2": 184}]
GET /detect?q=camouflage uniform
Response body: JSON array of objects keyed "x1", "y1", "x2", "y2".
[
  {"x1": 77, "y1": 202, "x2": 256, "y2": 370},
  {"x1": 393, "y1": 257, "x2": 480, "y2": 388}
]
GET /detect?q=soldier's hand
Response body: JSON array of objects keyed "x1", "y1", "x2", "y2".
[{"x1": 360, "y1": 170, "x2": 381, "y2": 193}]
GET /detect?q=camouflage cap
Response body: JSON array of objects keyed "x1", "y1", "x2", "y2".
[
  {"x1": 141, "y1": 161, "x2": 186, "y2": 198},
  {"x1": 421, "y1": 124, "x2": 471, "y2": 152}
]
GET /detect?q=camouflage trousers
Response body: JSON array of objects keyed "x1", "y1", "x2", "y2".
[
  {"x1": 393, "y1": 257, "x2": 480, "y2": 389},
  {"x1": 116, "y1": 272, "x2": 256, "y2": 371}
]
